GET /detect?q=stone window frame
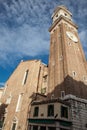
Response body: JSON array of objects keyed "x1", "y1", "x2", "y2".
[
  {"x1": 33, "y1": 106, "x2": 39, "y2": 117},
  {"x1": 11, "y1": 117, "x2": 18, "y2": 130},
  {"x1": 16, "y1": 94, "x2": 23, "y2": 112},
  {"x1": 61, "y1": 105, "x2": 68, "y2": 118},
  {"x1": 72, "y1": 71, "x2": 76, "y2": 77},
  {"x1": 47, "y1": 104, "x2": 54, "y2": 117}
]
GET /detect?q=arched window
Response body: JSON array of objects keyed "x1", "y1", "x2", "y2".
[{"x1": 11, "y1": 117, "x2": 18, "y2": 130}]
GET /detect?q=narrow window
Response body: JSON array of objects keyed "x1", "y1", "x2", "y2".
[
  {"x1": 72, "y1": 71, "x2": 76, "y2": 77},
  {"x1": 61, "y1": 91, "x2": 65, "y2": 98},
  {"x1": 33, "y1": 107, "x2": 39, "y2": 117},
  {"x1": 12, "y1": 123, "x2": 16, "y2": 130},
  {"x1": 22, "y1": 70, "x2": 29, "y2": 85},
  {"x1": 48, "y1": 104, "x2": 54, "y2": 117},
  {"x1": 16, "y1": 94, "x2": 23, "y2": 112},
  {"x1": 56, "y1": 14, "x2": 58, "y2": 17},
  {"x1": 61, "y1": 106, "x2": 68, "y2": 118}
]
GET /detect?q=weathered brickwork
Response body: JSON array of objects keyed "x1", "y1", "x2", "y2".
[
  {"x1": 1, "y1": 60, "x2": 48, "y2": 130},
  {"x1": 64, "y1": 95, "x2": 87, "y2": 130},
  {"x1": 48, "y1": 6, "x2": 87, "y2": 99}
]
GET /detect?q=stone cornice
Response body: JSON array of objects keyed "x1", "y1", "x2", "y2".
[{"x1": 49, "y1": 16, "x2": 78, "y2": 32}]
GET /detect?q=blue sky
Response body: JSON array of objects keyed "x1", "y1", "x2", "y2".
[{"x1": 0, "y1": 0, "x2": 87, "y2": 86}]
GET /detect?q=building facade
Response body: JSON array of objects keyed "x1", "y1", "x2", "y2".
[
  {"x1": 0, "y1": 5, "x2": 87, "y2": 130},
  {"x1": 28, "y1": 98, "x2": 72, "y2": 130},
  {"x1": 1, "y1": 60, "x2": 48, "y2": 130},
  {"x1": 64, "y1": 94, "x2": 87, "y2": 130}
]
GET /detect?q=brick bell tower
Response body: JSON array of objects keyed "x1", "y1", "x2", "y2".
[{"x1": 48, "y1": 5, "x2": 87, "y2": 99}]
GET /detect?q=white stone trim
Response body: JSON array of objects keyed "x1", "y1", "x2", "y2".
[
  {"x1": 22, "y1": 70, "x2": 29, "y2": 85},
  {"x1": 16, "y1": 94, "x2": 22, "y2": 112}
]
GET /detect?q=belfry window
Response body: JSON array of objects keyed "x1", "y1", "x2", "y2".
[
  {"x1": 22, "y1": 69, "x2": 29, "y2": 85},
  {"x1": 65, "y1": 13, "x2": 67, "y2": 16},
  {"x1": 56, "y1": 14, "x2": 58, "y2": 18}
]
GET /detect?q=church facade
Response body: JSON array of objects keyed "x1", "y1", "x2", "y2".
[{"x1": 0, "y1": 60, "x2": 48, "y2": 130}]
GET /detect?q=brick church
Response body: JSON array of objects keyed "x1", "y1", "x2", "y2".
[{"x1": 0, "y1": 5, "x2": 87, "y2": 130}]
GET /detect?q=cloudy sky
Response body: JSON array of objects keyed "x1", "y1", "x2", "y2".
[{"x1": 0, "y1": 0, "x2": 87, "y2": 86}]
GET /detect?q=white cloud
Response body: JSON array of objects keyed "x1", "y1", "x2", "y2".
[
  {"x1": 0, "y1": 23, "x2": 49, "y2": 67},
  {"x1": 0, "y1": 0, "x2": 52, "y2": 68},
  {"x1": 0, "y1": 0, "x2": 87, "y2": 69},
  {"x1": 79, "y1": 30, "x2": 87, "y2": 46}
]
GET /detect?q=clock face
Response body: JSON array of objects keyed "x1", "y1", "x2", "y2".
[{"x1": 66, "y1": 31, "x2": 78, "y2": 42}]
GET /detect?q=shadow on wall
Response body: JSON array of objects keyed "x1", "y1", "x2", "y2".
[
  {"x1": 47, "y1": 75, "x2": 87, "y2": 99},
  {"x1": 0, "y1": 104, "x2": 7, "y2": 128}
]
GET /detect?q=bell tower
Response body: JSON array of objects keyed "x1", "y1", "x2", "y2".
[{"x1": 48, "y1": 6, "x2": 87, "y2": 99}]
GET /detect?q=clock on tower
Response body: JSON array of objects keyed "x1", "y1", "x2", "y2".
[{"x1": 48, "y1": 5, "x2": 87, "y2": 99}]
